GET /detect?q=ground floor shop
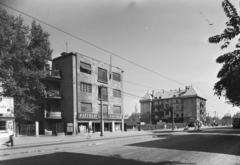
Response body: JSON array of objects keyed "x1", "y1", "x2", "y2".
[{"x1": 78, "y1": 120, "x2": 123, "y2": 133}]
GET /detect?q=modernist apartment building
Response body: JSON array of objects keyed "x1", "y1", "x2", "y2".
[
  {"x1": 34, "y1": 52, "x2": 124, "y2": 135},
  {"x1": 139, "y1": 86, "x2": 207, "y2": 124}
]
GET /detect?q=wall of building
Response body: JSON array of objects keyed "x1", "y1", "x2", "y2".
[
  {"x1": 53, "y1": 55, "x2": 74, "y2": 123},
  {"x1": 76, "y1": 54, "x2": 123, "y2": 116},
  {"x1": 140, "y1": 101, "x2": 151, "y2": 124},
  {"x1": 183, "y1": 97, "x2": 197, "y2": 122}
]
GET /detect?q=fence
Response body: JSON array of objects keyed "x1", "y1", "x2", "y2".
[{"x1": 20, "y1": 124, "x2": 35, "y2": 136}]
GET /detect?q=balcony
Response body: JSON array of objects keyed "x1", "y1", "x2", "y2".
[
  {"x1": 45, "y1": 111, "x2": 62, "y2": 119},
  {"x1": 46, "y1": 70, "x2": 61, "y2": 79},
  {"x1": 44, "y1": 90, "x2": 61, "y2": 99}
]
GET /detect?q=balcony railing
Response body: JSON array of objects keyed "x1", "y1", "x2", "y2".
[
  {"x1": 45, "y1": 90, "x2": 61, "y2": 98},
  {"x1": 0, "y1": 113, "x2": 14, "y2": 117},
  {"x1": 46, "y1": 70, "x2": 61, "y2": 79},
  {"x1": 45, "y1": 111, "x2": 62, "y2": 119}
]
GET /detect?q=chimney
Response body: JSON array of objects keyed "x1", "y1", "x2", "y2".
[
  {"x1": 152, "y1": 90, "x2": 155, "y2": 98},
  {"x1": 61, "y1": 52, "x2": 68, "y2": 56}
]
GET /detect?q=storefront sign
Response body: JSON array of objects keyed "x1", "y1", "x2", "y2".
[
  {"x1": 108, "y1": 114, "x2": 122, "y2": 119},
  {"x1": 0, "y1": 97, "x2": 14, "y2": 114},
  {"x1": 78, "y1": 113, "x2": 98, "y2": 119}
]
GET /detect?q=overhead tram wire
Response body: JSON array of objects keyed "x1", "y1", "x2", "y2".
[
  {"x1": 0, "y1": 2, "x2": 186, "y2": 87},
  {"x1": 0, "y1": 2, "x2": 233, "y2": 108}
]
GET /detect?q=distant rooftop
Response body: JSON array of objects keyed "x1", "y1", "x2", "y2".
[{"x1": 140, "y1": 86, "x2": 206, "y2": 102}]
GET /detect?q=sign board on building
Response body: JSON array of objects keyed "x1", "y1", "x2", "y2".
[
  {"x1": 78, "y1": 113, "x2": 98, "y2": 119},
  {"x1": 108, "y1": 114, "x2": 122, "y2": 119},
  {"x1": 0, "y1": 97, "x2": 14, "y2": 116}
]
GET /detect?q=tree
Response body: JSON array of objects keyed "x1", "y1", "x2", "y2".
[
  {"x1": 0, "y1": 7, "x2": 52, "y2": 121},
  {"x1": 208, "y1": 0, "x2": 240, "y2": 106}
]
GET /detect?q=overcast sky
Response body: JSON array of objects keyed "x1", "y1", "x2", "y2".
[{"x1": 1, "y1": 0, "x2": 240, "y2": 118}]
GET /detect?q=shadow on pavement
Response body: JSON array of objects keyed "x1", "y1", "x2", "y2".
[
  {"x1": 127, "y1": 134, "x2": 240, "y2": 156},
  {"x1": 2, "y1": 152, "x2": 194, "y2": 165}
]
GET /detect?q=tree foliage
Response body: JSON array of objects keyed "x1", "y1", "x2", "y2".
[
  {"x1": 208, "y1": 0, "x2": 240, "y2": 106},
  {"x1": 0, "y1": 7, "x2": 52, "y2": 120}
]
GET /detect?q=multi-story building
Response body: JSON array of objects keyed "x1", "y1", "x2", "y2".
[
  {"x1": 139, "y1": 86, "x2": 207, "y2": 124},
  {"x1": 34, "y1": 52, "x2": 124, "y2": 135}
]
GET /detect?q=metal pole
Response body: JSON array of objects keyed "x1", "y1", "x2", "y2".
[
  {"x1": 172, "y1": 107, "x2": 174, "y2": 131},
  {"x1": 100, "y1": 86, "x2": 103, "y2": 136}
]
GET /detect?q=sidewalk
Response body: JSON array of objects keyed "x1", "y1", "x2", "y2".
[{"x1": 1, "y1": 126, "x2": 213, "y2": 148}]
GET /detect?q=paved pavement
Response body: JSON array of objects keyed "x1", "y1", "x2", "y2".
[
  {"x1": 0, "y1": 126, "x2": 227, "y2": 158},
  {"x1": 1, "y1": 126, "x2": 239, "y2": 165}
]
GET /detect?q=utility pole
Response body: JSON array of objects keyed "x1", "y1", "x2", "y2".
[{"x1": 100, "y1": 85, "x2": 104, "y2": 136}]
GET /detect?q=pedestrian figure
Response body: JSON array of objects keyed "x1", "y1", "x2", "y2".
[
  {"x1": 4, "y1": 134, "x2": 14, "y2": 147},
  {"x1": 88, "y1": 125, "x2": 92, "y2": 138}
]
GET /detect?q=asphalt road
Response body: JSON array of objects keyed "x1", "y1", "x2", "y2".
[{"x1": 2, "y1": 127, "x2": 240, "y2": 165}]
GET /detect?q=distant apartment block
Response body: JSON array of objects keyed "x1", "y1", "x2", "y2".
[
  {"x1": 139, "y1": 86, "x2": 207, "y2": 124},
  {"x1": 33, "y1": 52, "x2": 124, "y2": 135}
]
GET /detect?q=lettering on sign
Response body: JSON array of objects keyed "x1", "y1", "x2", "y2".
[
  {"x1": 78, "y1": 113, "x2": 98, "y2": 119},
  {"x1": 108, "y1": 114, "x2": 122, "y2": 119}
]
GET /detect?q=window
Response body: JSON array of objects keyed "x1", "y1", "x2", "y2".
[
  {"x1": 176, "y1": 114, "x2": 179, "y2": 118},
  {"x1": 98, "y1": 86, "x2": 108, "y2": 101},
  {"x1": 113, "y1": 106, "x2": 121, "y2": 114},
  {"x1": 113, "y1": 89, "x2": 121, "y2": 98},
  {"x1": 98, "y1": 68, "x2": 108, "y2": 83},
  {"x1": 98, "y1": 104, "x2": 108, "y2": 117},
  {"x1": 81, "y1": 103, "x2": 92, "y2": 112},
  {"x1": 80, "y1": 62, "x2": 91, "y2": 74},
  {"x1": 154, "y1": 101, "x2": 158, "y2": 106},
  {"x1": 155, "y1": 115, "x2": 158, "y2": 119},
  {"x1": 155, "y1": 108, "x2": 158, "y2": 112},
  {"x1": 80, "y1": 82, "x2": 92, "y2": 93},
  {"x1": 113, "y1": 72, "x2": 121, "y2": 81}
]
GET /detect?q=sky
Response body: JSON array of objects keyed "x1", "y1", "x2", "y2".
[{"x1": 1, "y1": 0, "x2": 240, "y2": 118}]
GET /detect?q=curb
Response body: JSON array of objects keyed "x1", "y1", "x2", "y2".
[{"x1": 0, "y1": 135, "x2": 153, "y2": 158}]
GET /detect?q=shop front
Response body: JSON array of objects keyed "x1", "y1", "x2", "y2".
[{"x1": 77, "y1": 112, "x2": 123, "y2": 133}]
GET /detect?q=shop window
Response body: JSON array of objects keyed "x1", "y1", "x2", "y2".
[
  {"x1": 80, "y1": 62, "x2": 91, "y2": 74},
  {"x1": 98, "y1": 86, "x2": 108, "y2": 101},
  {"x1": 98, "y1": 68, "x2": 108, "y2": 83},
  {"x1": 80, "y1": 82, "x2": 92, "y2": 93},
  {"x1": 113, "y1": 89, "x2": 121, "y2": 98},
  {"x1": 81, "y1": 103, "x2": 92, "y2": 112},
  {"x1": 113, "y1": 72, "x2": 121, "y2": 82},
  {"x1": 113, "y1": 106, "x2": 121, "y2": 114}
]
